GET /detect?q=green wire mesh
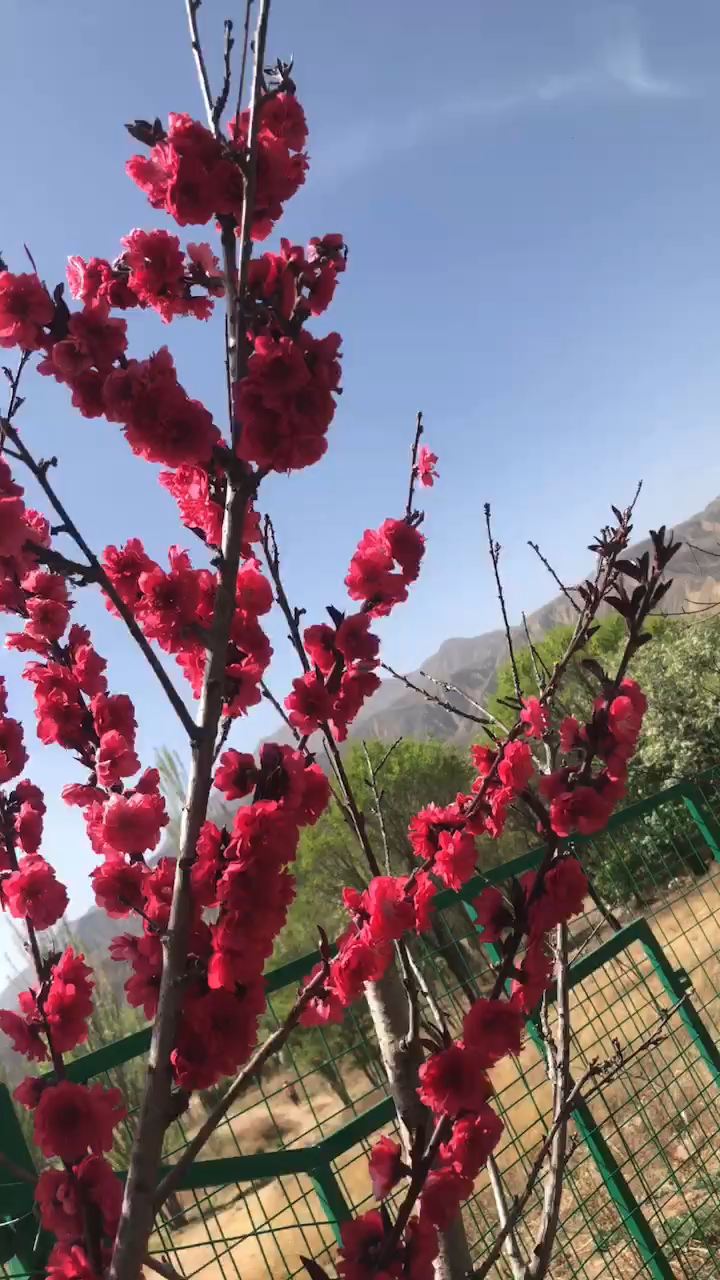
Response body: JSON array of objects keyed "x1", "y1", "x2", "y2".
[{"x1": 3, "y1": 772, "x2": 720, "y2": 1279}]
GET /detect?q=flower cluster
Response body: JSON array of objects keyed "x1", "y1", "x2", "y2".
[
  {"x1": 346, "y1": 518, "x2": 425, "y2": 617},
  {"x1": 538, "y1": 679, "x2": 648, "y2": 837},
  {"x1": 107, "y1": 742, "x2": 329, "y2": 1090},
  {"x1": 102, "y1": 542, "x2": 272, "y2": 713},
  {"x1": 68, "y1": 233, "x2": 224, "y2": 324},
  {"x1": 128, "y1": 95, "x2": 307, "y2": 239}
]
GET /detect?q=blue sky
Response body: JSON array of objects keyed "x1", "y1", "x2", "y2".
[{"x1": 2, "y1": 0, "x2": 720, "y2": 978}]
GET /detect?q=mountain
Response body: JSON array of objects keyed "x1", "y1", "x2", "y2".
[
  {"x1": 3, "y1": 495, "x2": 720, "y2": 1052},
  {"x1": 338, "y1": 494, "x2": 720, "y2": 748}
]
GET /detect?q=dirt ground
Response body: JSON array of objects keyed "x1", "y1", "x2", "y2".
[{"x1": 150, "y1": 865, "x2": 720, "y2": 1280}]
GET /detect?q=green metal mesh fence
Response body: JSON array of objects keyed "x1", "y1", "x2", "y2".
[{"x1": 3, "y1": 771, "x2": 720, "y2": 1279}]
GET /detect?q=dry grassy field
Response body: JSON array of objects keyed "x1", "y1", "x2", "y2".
[{"x1": 150, "y1": 865, "x2": 720, "y2": 1280}]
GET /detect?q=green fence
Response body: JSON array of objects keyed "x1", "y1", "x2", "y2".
[{"x1": 3, "y1": 771, "x2": 720, "y2": 1279}]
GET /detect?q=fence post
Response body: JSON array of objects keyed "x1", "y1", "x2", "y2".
[
  {"x1": 524, "y1": 1022, "x2": 673, "y2": 1279},
  {"x1": 466, "y1": 904, "x2": 677, "y2": 1280},
  {"x1": 637, "y1": 921, "x2": 720, "y2": 1085},
  {"x1": 0, "y1": 1083, "x2": 39, "y2": 1277},
  {"x1": 680, "y1": 782, "x2": 720, "y2": 863},
  {"x1": 310, "y1": 1161, "x2": 351, "y2": 1246}
]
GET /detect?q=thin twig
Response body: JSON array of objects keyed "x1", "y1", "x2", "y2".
[
  {"x1": 380, "y1": 662, "x2": 494, "y2": 729},
  {"x1": 213, "y1": 20, "x2": 235, "y2": 132},
  {"x1": 362, "y1": 740, "x2": 395, "y2": 873},
  {"x1": 529, "y1": 924, "x2": 570, "y2": 1277},
  {"x1": 487, "y1": 1154, "x2": 527, "y2": 1279},
  {"x1": 184, "y1": 0, "x2": 215, "y2": 130},
  {"x1": 472, "y1": 998, "x2": 682, "y2": 1279},
  {"x1": 522, "y1": 612, "x2": 550, "y2": 689},
  {"x1": 226, "y1": 0, "x2": 271, "y2": 451},
  {"x1": 485, "y1": 503, "x2": 522, "y2": 703},
  {"x1": 418, "y1": 670, "x2": 510, "y2": 729},
  {"x1": 261, "y1": 678, "x2": 304, "y2": 744},
  {"x1": 405, "y1": 411, "x2": 424, "y2": 520},
  {"x1": 144, "y1": 1257, "x2": 185, "y2": 1280},
  {"x1": 527, "y1": 541, "x2": 582, "y2": 615},
  {"x1": 233, "y1": 0, "x2": 255, "y2": 132}
]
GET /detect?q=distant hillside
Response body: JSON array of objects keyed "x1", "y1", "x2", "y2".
[
  {"x1": 3, "y1": 495, "x2": 720, "y2": 1061},
  {"x1": 339, "y1": 494, "x2": 720, "y2": 748}
]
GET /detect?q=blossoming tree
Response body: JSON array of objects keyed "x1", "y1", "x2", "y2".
[{"x1": 0, "y1": 2, "x2": 679, "y2": 1279}]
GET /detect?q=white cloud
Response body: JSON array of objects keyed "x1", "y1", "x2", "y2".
[{"x1": 313, "y1": 20, "x2": 691, "y2": 182}]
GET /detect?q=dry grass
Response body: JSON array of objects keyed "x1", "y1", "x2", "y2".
[{"x1": 151, "y1": 867, "x2": 720, "y2": 1279}]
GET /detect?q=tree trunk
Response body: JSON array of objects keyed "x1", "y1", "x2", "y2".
[{"x1": 365, "y1": 962, "x2": 474, "y2": 1279}]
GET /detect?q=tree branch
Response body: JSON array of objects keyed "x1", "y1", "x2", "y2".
[
  {"x1": 486, "y1": 1154, "x2": 528, "y2": 1279},
  {"x1": 184, "y1": 0, "x2": 215, "y2": 130},
  {"x1": 153, "y1": 961, "x2": 327, "y2": 1211},
  {"x1": 485, "y1": 503, "x2": 522, "y2": 704},
  {"x1": 108, "y1": 8, "x2": 271, "y2": 1279},
  {"x1": 527, "y1": 541, "x2": 582, "y2": 615},
  {"x1": 528, "y1": 924, "x2": 570, "y2": 1278},
  {"x1": 380, "y1": 662, "x2": 496, "y2": 730},
  {"x1": 0, "y1": 418, "x2": 198, "y2": 741},
  {"x1": 405, "y1": 410, "x2": 424, "y2": 520}
]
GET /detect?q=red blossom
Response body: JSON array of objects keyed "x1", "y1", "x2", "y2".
[
  {"x1": 497, "y1": 740, "x2": 534, "y2": 793},
  {"x1": 284, "y1": 671, "x2": 333, "y2": 735},
  {"x1": 440, "y1": 1108, "x2": 503, "y2": 1178},
  {"x1": 34, "y1": 1081, "x2": 125, "y2": 1162},
  {"x1": 0, "y1": 714, "x2": 28, "y2": 783},
  {"x1": 46, "y1": 1244, "x2": 100, "y2": 1280},
  {"x1": 101, "y1": 791, "x2": 168, "y2": 855},
  {"x1": 471, "y1": 885, "x2": 512, "y2": 942},
  {"x1": 419, "y1": 1167, "x2": 472, "y2": 1231},
  {"x1": 3, "y1": 855, "x2": 68, "y2": 930},
  {"x1": 527, "y1": 858, "x2": 589, "y2": 936},
  {"x1": 520, "y1": 696, "x2": 549, "y2": 739},
  {"x1": 368, "y1": 1134, "x2": 404, "y2": 1200},
  {"x1": 417, "y1": 1045, "x2": 493, "y2": 1116},
  {"x1": 0, "y1": 271, "x2": 54, "y2": 349},
  {"x1": 416, "y1": 445, "x2": 439, "y2": 488},
  {"x1": 462, "y1": 997, "x2": 524, "y2": 1065}
]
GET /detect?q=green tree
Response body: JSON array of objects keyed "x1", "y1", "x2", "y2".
[
  {"x1": 486, "y1": 615, "x2": 720, "y2": 905},
  {"x1": 275, "y1": 738, "x2": 475, "y2": 963}
]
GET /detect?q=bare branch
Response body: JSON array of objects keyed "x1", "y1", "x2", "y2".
[
  {"x1": 233, "y1": 0, "x2": 256, "y2": 134},
  {"x1": 213, "y1": 20, "x2": 235, "y2": 132},
  {"x1": 380, "y1": 662, "x2": 495, "y2": 730},
  {"x1": 144, "y1": 1258, "x2": 185, "y2": 1280},
  {"x1": 487, "y1": 1154, "x2": 528, "y2": 1279},
  {"x1": 260, "y1": 678, "x2": 305, "y2": 744},
  {"x1": 418, "y1": 669, "x2": 510, "y2": 729},
  {"x1": 184, "y1": 0, "x2": 215, "y2": 130},
  {"x1": 405, "y1": 410, "x2": 424, "y2": 520},
  {"x1": 226, "y1": 0, "x2": 271, "y2": 451},
  {"x1": 362, "y1": 740, "x2": 394, "y2": 873},
  {"x1": 485, "y1": 503, "x2": 522, "y2": 704},
  {"x1": 529, "y1": 924, "x2": 570, "y2": 1278},
  {"x1": 527, "y1": 540, "x2": 582, "y2": 615},
  {"x1": 472, "y1": 997, "x2": 682, "y2": 1279}
]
